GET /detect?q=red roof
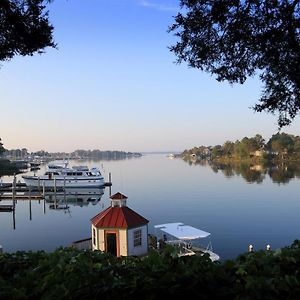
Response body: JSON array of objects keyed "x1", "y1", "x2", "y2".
[
  {"x1": 110, "y1": 192, "x2": 128, "y2": 200},
  {"x1": 91, "y1": 206, "x2": 149, "y2": 229}
]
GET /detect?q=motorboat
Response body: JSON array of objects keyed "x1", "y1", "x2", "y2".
[
  {"x1": 154, "y1": 222, "x2": 220, "y2": 262},
  {"x1": 22, "y1": 161, "x2": 105, "y2": 188}
]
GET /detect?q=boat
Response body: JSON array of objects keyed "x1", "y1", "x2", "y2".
[
  {"x1": 154, "y1": 222, "x2": 220, "y2": 262},
  {"x1": 22, "y1": 161, "x2": 105, "y2": 188}
]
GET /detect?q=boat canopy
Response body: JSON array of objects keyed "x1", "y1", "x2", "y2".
[{"x1": 154, "y1": 222, "x2": 210, "y2": 240}]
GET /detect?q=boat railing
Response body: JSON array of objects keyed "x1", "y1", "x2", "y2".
[{"x1": 166, "y1": 239, "x2": 196, "y2": 256}]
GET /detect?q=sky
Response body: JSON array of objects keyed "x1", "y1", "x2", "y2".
[{"x1": 1, "y1": 0, "x2": 300, "y2": 153}]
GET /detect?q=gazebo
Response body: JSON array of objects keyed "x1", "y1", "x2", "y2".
[{"x1": 90, "y1": 192, "x2": 149, "y2": 257}]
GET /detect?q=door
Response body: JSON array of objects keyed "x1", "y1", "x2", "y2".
[{"x1": 106, "y1": 233, "x2": 117, "y2": 256}]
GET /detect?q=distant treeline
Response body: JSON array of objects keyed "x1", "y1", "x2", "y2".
[
  {"x1": 182, "y1": 133, "x2": 300, "y2": 161},
  {"x1": 3, "y1": 148, "x2": 142, "y2": 160}
]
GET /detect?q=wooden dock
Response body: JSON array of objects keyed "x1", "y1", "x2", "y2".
[
  {"x1": 0, "y1": 205, "x2": 14, "y2": 212},
  {"x1": 0, "y1": 194, "x2": 43, "y2": 200}
]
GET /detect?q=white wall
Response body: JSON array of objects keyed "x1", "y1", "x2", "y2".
[{"x1": 127, "y1": 225, "x2": 148, "y2": 256}]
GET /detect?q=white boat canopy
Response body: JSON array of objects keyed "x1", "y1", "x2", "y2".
[{"x1": 154, "y1": 222, "x2": 210, "y2": 241}]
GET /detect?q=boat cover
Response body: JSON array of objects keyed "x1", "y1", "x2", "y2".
[{"x1": 154, "y1": 222, "x2": 210, "y2": 240}]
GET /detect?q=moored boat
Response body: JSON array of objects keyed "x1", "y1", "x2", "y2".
[
  {"x1": 22, "y1": 161, "x2": 105, "y2": 188},
  {"x1": 154, "y1": 222, "x2": 220, "y2": 261}
]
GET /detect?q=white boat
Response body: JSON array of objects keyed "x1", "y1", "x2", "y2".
[
  {"x1": 22, "y1": 161, "x2": 105, "y2": 188},
  {"x1": 154, "y1": 222, "x2": 220, "y2": 262}
]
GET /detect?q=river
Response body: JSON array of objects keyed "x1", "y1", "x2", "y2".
[{"x1": 1, "y1": 153, "x2": 299, "y2": 260}]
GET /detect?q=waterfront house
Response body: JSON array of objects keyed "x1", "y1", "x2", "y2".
[{"x1": 90, "y1": 192, "x2": 149, "y2": 257}]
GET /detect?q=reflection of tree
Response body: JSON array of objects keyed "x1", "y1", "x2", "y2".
[
  {"x1": 183, "y1": 159, "x2": 300, "y2": 184},
  {"x1": 268, "y1": 165, "x2": 296, "y2": 184},
  {"x1": 236, "y1": 163, "x2": 265, "y2": 184}
]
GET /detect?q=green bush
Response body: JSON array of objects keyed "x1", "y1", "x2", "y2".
[{"x1": 1, "y1": 241, "x2": 300, "y2": 299}]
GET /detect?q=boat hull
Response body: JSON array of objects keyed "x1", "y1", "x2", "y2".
[{"x1": 22, "y1": 176, "x2": 105, "y2": 188}]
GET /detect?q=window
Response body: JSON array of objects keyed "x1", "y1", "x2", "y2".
[
  {"x1": 133, "y1": 229, "x2": 142, "y2": 247},
  {"x1": 93, "y1": 228, "x2": 96, "y2": 246}
]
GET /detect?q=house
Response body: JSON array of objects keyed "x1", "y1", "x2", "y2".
[{"x1": 90, "y1": 192, "x2": 149, "y2": 257}]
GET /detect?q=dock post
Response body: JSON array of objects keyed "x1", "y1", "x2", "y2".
[
  {"x1": 12, "y1": 174, "x2": 16, "y2": 209},
  {"x1": 0, "y1": 245, "x2": 3, "y2": 254},
  {"x1": 43, "y1": 196, "x2": 46, "y2": 215},
  {"x1": 42, "y1": 181, "x2": 45, "y2": 198},
  {"x1": 29, "y1": 197, "x2": 32, "y2": 221},
  {"x1": 38, "y1": 177, "x2": 40, "y2": 192},
  {"x1": 108, "y1": 172, "x2": 111, "y2": 184},
  {"x1": 54, "y1": 178, "x2": 57, "y2": 195}
]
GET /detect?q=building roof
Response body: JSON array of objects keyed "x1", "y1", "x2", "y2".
[
  {"x1": 91, "y1": 206, "x2": 149, "y2": 229},
  {"x1": 110, "y1": 192, "x2": 128, "y2": 200}
]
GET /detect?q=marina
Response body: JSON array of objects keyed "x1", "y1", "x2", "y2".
[{"x1": 0, "y1": 154, "x2": 300, "y2": 259}]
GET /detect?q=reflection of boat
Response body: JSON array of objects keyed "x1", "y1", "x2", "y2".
[
  {"x1": 22, "y1": 161, "x2": 105, "y2": 188},
  {"x1": 154, "y1": 222, "x2": 220, "y2": 262},
  {"x1": 28, "y1": 161, "x2": 41, "y2": 168},
  {"x1": 45, "y1": 187, "x2": 105, "y2": 207}
]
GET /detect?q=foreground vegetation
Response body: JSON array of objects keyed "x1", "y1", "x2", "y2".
[{"x1": 1, "y1": 241, "x2": 300, "y2": 299}]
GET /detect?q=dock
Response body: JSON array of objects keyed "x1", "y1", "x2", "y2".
[{"x1": 0, "y1": 205, "x2": 14, "y2": 212}]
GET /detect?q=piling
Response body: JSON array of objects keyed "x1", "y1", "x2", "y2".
[
  {"x1": 0, "y1": 245, "x2": 2, "y2": 254},
  {"x1": 54, "y1": 177, "x2": 57, "y2": 194},
  {"x1": 12, "y1": 174, "x2": 16, "y2": 209},
  {"x1": 42, "y1": 181, "x2": 45, "y2": 197}
]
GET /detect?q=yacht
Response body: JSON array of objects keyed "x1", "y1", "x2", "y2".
[{"x1": 22, "y1": 162, "x2": 105, "y2": 188}]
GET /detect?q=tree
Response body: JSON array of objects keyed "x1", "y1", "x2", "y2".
[
  {"x1": 0, "y1": 138, "x2": 6, "y2": 156},
  {"x1": 267, "y1": 132, "x2": 294, "y2": 158},
  {"x1": 169, "y1": 0, "x2": 300, "y2": 127},
  {"x1": 0, "y1": 0, "x2": 55, "y2": 63}
]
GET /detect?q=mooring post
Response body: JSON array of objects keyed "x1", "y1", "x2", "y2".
[
  {"x1": 109, "y1": 172, "x2": 111, "y2": 183},
  {"x1": 29, "y1": 196, "x2": 32, "y2": 221},
  {"x1": 38, "y1": 177, "x2": 40, "y2": 192},
  {"x1": 54, "y1": 177, "x2": 57, "y2": 194},
  {"x1": 0, "y1": 245, "x2": 3, "y2": 254},
  {"x1": 12, "y1": 174, "x2": 16, "y2": 209},
  {"x1": 42, "y1": 181, "x2": 45, "y2": 198}
]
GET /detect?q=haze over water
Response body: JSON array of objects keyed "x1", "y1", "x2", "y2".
[{"x1": 1, "y1": 154, "x2": 300, "y2": 260}]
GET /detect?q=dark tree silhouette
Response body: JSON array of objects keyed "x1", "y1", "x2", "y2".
[
  {"x1": 0, "y1": 0, "x2": 55, "y2": 62},
  {"x1": 169, "y1": 0, "x2": 300, "y2": 127}
]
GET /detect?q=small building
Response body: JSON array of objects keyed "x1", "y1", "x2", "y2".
[{"x1": 91, "y1": 192, "x2": 149, "y2": 257}]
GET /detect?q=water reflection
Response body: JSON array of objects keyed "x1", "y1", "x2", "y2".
[
  {"x1": 185, "y1": 159, "x2": 300, "y2": 184},
  {"x1": 44, "y1": 187, "x2": 105, "y2": 209}
]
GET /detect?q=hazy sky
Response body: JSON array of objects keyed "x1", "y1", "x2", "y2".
[{"x1": 1, "y1": 0, "x2": 300, "y2": 152}]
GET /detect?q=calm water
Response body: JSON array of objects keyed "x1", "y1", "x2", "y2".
[{"x1": 1, "y1": 154, "x2": 300, "y2": 260}]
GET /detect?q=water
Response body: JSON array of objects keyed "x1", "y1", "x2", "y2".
[{"x1": 1, "y1": 154, "x2": 300, "y2": 260}]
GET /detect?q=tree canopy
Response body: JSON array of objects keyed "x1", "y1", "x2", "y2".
[
  {"x1": 169, "y1": 0, "x2": 300, "y2": 127},
  {"x1": 0, "y1": 0, "x2": 55, "y2": 62},
  {"x1": 0, "y1": 138, "x2": 5, "y2": 156}
]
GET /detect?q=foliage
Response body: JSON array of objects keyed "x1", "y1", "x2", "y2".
[
  {"x1": 182, "y1": 132, "x2": 300, "y2": 162},
  {"x1": 169, "y1": 0, "x2": 300, "y2": 127},
  {"x1": 1, "y1": 241, "x2": 300, "y2": 299},
  {"x1": 0, "y1": 0, "x2": 55, "y2": 62},
  {"x1": 0, "y1": 138, "x2": 5, "y2": 156}
]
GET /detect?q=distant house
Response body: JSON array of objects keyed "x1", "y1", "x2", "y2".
[
  {"x1": 251, "y1": 150, "x2": 264, "y2": 157},
  {"x1": 91, "y1": 192, "x2": 149, "y2": 257}
]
